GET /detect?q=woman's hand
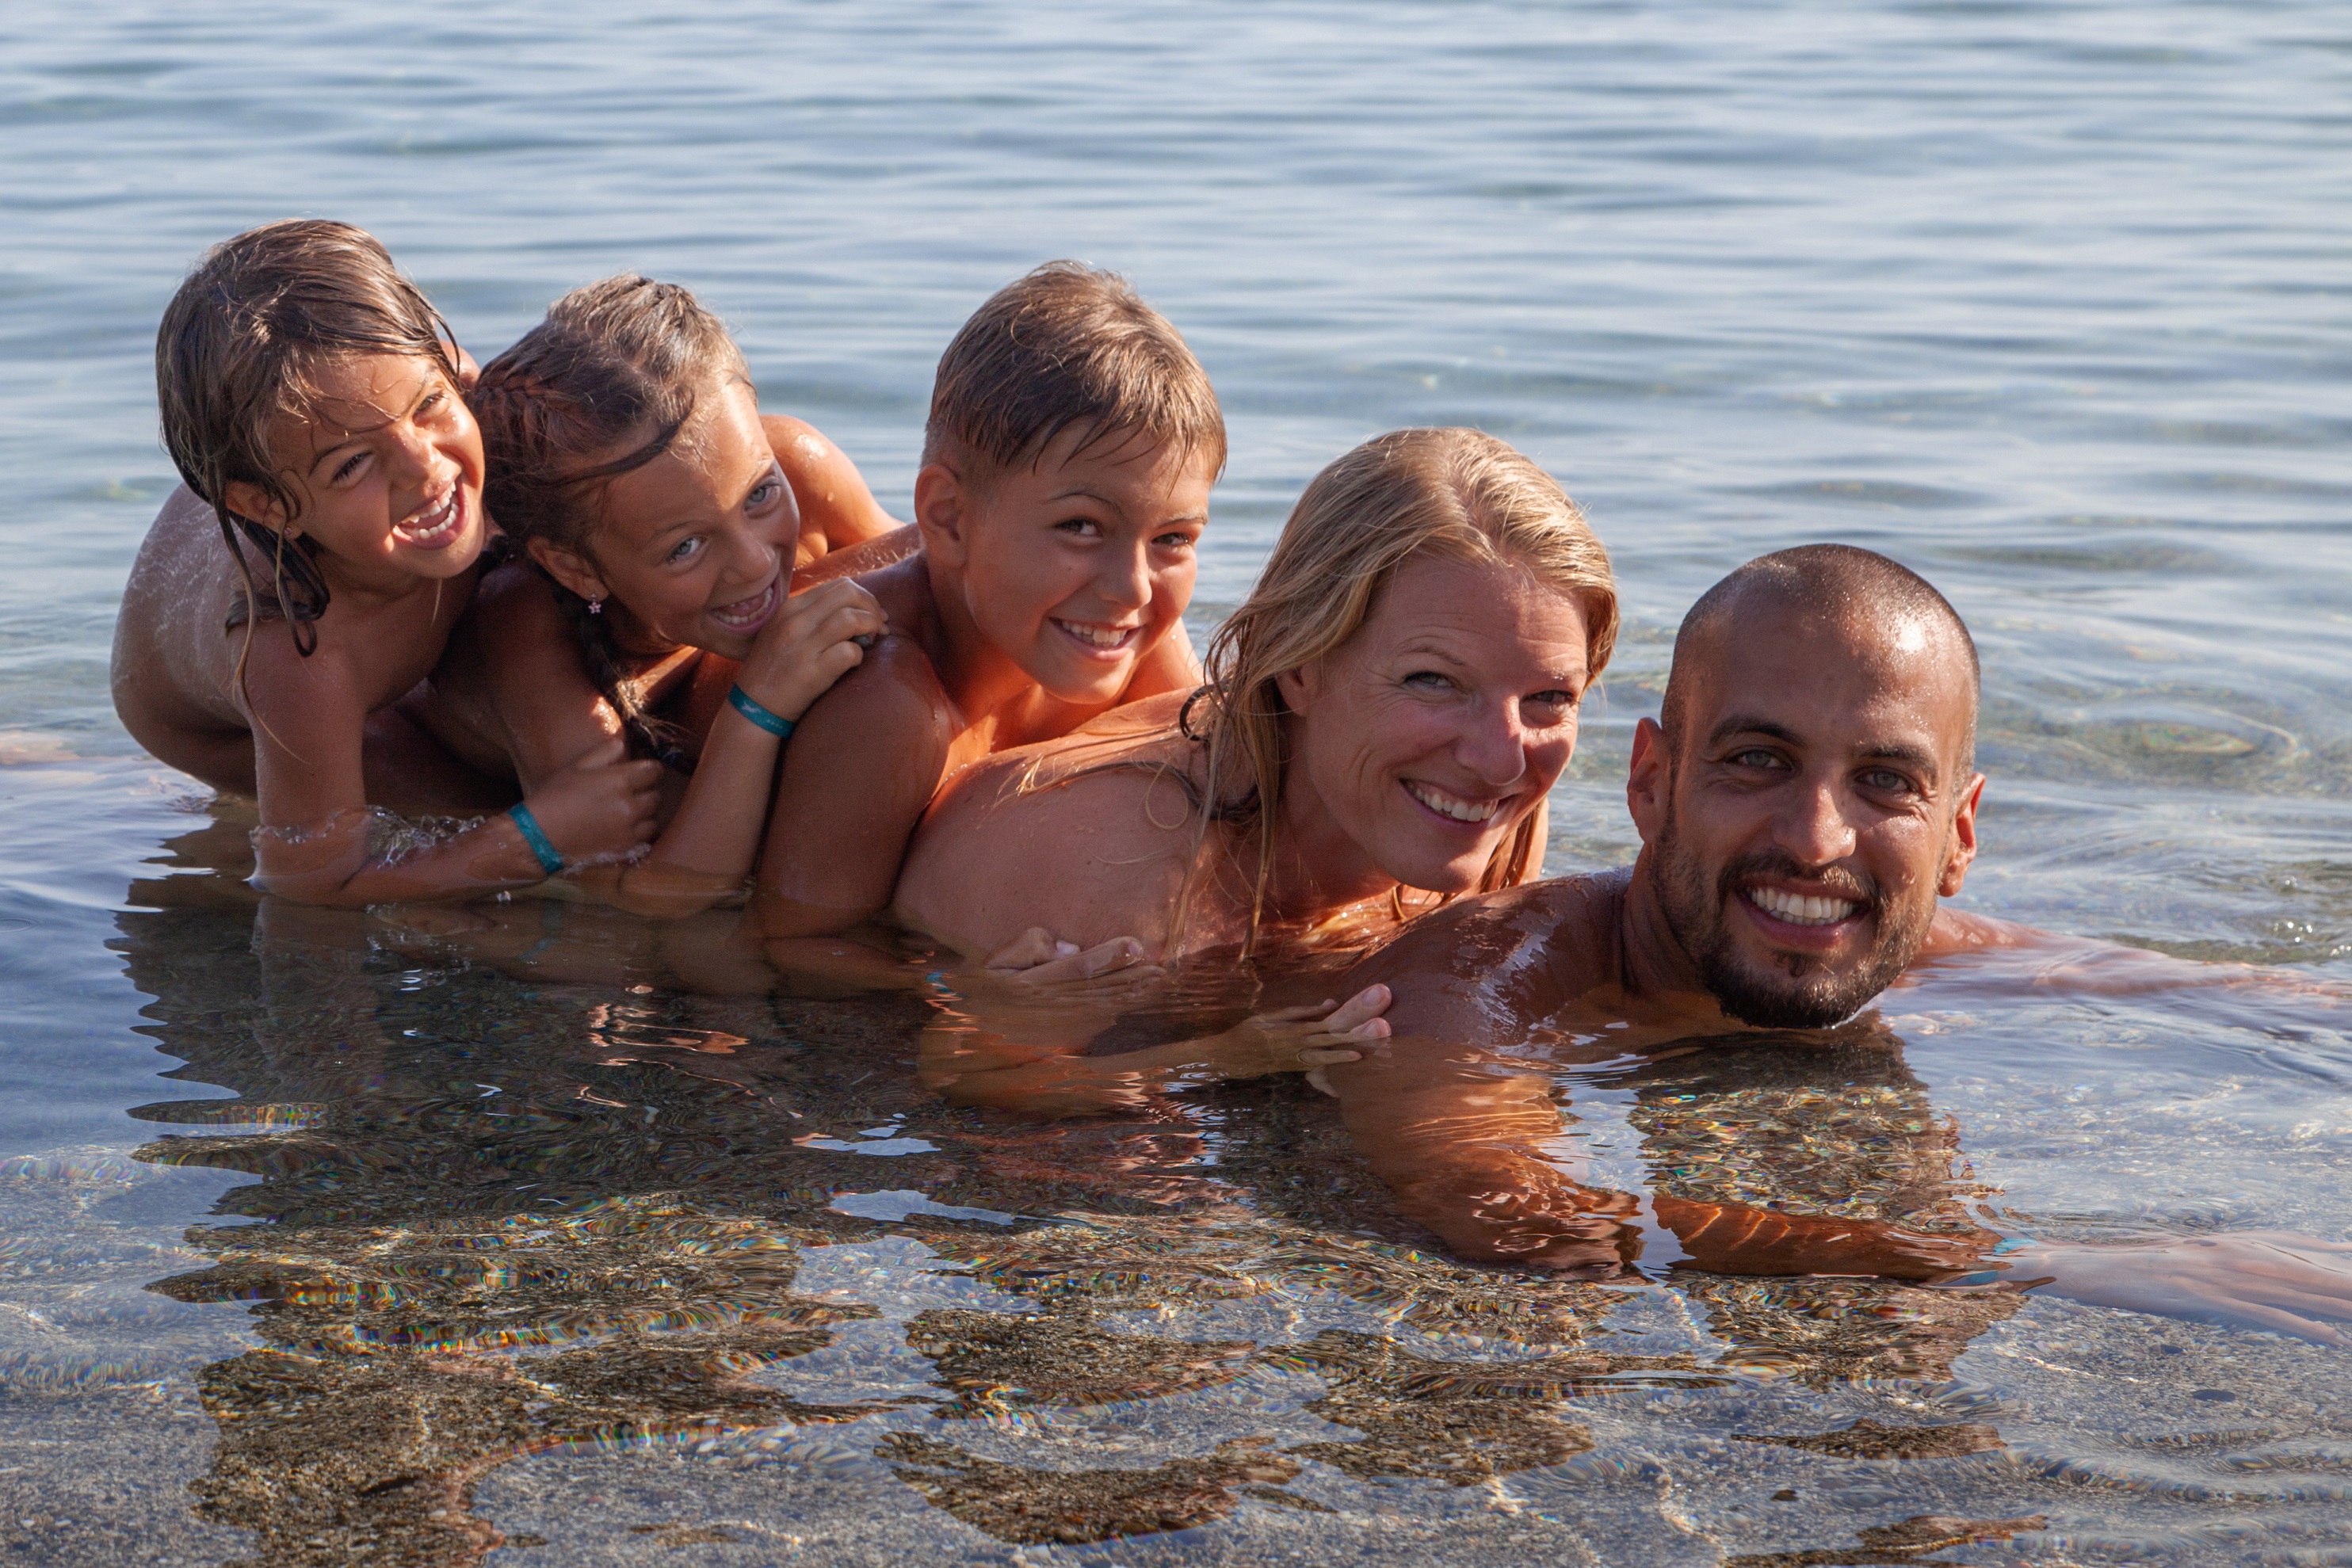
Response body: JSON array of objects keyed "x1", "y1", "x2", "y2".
[
  {"x1": 1205, "y1": 986, "x2": 1391, "y2": 1078},
  {"x1": 2001, "y1": 1231, "x2": 2352, "y2": 1345}
]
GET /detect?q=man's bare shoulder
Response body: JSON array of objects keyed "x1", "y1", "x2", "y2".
[{"x1": 1354, "y1": 868, "x2": 1632, "y2": 1037}]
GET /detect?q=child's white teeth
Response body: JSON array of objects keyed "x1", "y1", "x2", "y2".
[
  {"x1": 395, "y1": 490, "x2": 457, "y2": 541},
  {"x1": 1058, "y1": 620, "x2": 1133, "y2": 649},
  {"x1": 712, "y1": 583, "x2": 776, "y2": 625},
  {"x1": 1747, "y1": 887, "x2": 1860, "y2": 925},
  {"x1": 1403, "y1": 780, "x2": 1500, "y2": 823}
]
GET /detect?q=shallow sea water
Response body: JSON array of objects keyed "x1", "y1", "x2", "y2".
[{"x1": 3, "y1": 2, "x2": 2351, "y2": 1562}]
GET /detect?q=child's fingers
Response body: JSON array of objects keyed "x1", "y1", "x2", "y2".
[
  {"x1": 1319, "y1": 984, "x2": 1391, "y2": 1033},
  {"x1": 1014, "y1": 936, "x2": 1146, "y2": 985},
  {"x1": 983, "y1": 928, "x2": 1063, "y2": 970},
  {"x1": 572, "y1": 736, "x2": 630, "y2": 771}
]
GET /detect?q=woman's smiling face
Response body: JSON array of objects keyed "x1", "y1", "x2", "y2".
[
  {"x1": 537, "y1": 380, "x2": 799, "y2": 660},
  {"x1": 1276, "y1": 551, "x2": 1593, "y2": 896}
]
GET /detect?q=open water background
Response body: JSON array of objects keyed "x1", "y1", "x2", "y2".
[{"x1": 0, "y1": 2, "x2": 2348, "y2": 1562}]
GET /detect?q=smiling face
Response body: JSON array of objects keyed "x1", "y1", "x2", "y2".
[
  {"x1": 1276, "y1": 552, "x2": 1593, "y2": 898},
  {"x1": 228, "y1": 352, "x2": 487, "y2": 585},
  {"x1": 929, "y1": 428, "x2": 1212, "y2": 706},
  {"x1": 529, "y1": 380, "x2": 798, "y2": 661},
  {"x1": 1628, "y1": 597, "x2": 1984, "y2": 1028}
]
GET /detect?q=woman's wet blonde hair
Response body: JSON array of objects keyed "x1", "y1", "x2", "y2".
[{"x1": 1174, "y1": 427, "x2": 1618, "y2": 953}]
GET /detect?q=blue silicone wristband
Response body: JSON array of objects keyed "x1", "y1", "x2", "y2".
[
  {"x1": 506, "y1": 803, "x2": 565, "y2": 876},
  {"x1": 727, "y1": 684, "x2": 796, "y2": 740}
]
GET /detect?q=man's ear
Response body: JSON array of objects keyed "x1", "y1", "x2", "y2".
[
  {"x1": 526, "y1": 538, "x2": 609, "y2": 605},
  {"x1": 221, "y1": 480, "x2": 294, "y2": 534},
  {"x1": 1626, "y1": 716, "x2": 1671, "y2": 847},
  {"x1": 1938, "y1": 772, "x2": 1986, "y2": 897},
  {"x1": 914, "y1": 462, "x2": 969, "y2": 571}
]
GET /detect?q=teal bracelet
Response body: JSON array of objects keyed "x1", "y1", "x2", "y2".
[
  {"x1": 727, "y1": 684, "x2": 796, "y2": 740},
  {"x1": 506, "y1": 803, "x2": 565, "y2": 876}
]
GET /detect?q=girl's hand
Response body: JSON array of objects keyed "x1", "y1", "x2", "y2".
[
  {"x1": 735, "y1": 578, "x2": 888, "y2": 724},
  {"x1": 1208, "y1": 986, "x2": 1391, "y2": 1078},
  {"x1": 521, "y1": 738, "x2": 662, "y2": 867}
]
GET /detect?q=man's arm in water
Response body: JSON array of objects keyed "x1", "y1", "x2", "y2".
[{"x1": 1328, "y1": 881, "x2": 1987, "y2": 1277}]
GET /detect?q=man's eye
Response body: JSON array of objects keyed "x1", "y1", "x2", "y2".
[
  {"x1": 1861, "y1": 768, "x2": 1916, "y2": 794},
  {"x1": 1729, "y1": 748, "x2": 1782, "y2": 769},
  {"x1": 666, "y1": 536, "x2": 706, "y2": 565},
  {"x1": 1056, "y1": 517, "x2": 1103, "y2": 538}
]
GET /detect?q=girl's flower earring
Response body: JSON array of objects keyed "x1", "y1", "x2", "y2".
[{"x1": 586, "y1": 597, "x2": 604, "y2": 615}]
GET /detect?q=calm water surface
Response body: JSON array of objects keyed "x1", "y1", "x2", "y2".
[{"x1": 2, "y1": 2, "x2": 2349, "y2": 1562}]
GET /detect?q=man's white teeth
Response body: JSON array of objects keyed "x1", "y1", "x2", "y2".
[
  {"x1": 1747, "y1": 887, "x2": 1860, "y2": 925},
  {"x1": 1403, "y1": 780, "x2": 1501, "y2": 824},
  {"x1": 1056, "y1": 620, "x2": 1135, "y2": 650}
]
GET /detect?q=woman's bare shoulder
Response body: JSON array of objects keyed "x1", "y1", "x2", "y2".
[{"x1": 895, "y1": 716, "x2": 1204, "y2": 952}]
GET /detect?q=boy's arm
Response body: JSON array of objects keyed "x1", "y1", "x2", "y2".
[
  {"x1": 766, "y1": 414, "x2": 903, "y2": 559},
  {"x1": 751, "y1": 637, "x2": 959, "y2": 938}
]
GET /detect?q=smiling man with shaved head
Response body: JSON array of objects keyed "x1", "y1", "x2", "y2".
[{"x1": 1321, "y1": 544, "x2": 2352, "y2": 1344}]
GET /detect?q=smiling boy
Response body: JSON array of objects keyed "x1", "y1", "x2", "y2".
[{"x1": 754, "y1": 262, "x2": 1224, "y2": 939}]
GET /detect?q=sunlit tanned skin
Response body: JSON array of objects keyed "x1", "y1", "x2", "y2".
[
  {"x1": 425, "y1": 380, "x2": 890, "y2": 914},
  {"x1": 1330, "y1": 547, "x2": 2352, "y2": 1344},
  {"x1": 113, "y1": 352, "x2": 662, "y2": 905},
  {"x1": 898, "y1": 550, "x2": 1591, "y2": 1115},
  {"x1": 751, "y1": 425, "x2": 1212, "y2": 941}
]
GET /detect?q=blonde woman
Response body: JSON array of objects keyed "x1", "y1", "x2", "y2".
[{"x1": 893, "y1": 427, "x2": 1618, "y2": 1112}]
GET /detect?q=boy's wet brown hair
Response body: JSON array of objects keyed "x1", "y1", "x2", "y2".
[
  {"x1": 922, "y1": 261, "x2": 1225, "y2": 486},
  {"x1": 156, "y1": 219, "x2": 461, "y2": 657},
  {"x1": 469, "y1": 274, "x2": 751, "y2": 769}
]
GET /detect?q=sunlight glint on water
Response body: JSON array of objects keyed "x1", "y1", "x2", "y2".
[{"x1": 0, "y1": 2, "x2": 2348, "y2": 1562}]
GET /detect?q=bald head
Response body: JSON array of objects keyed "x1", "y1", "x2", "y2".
[{"x1": 1660, "y1": 545, "x2": 1979, "y2": 769}]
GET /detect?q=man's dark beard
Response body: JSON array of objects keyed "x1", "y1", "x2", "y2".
[{"x1": 1648, "y1": 807, "x2": 1933, "y2": 1030}]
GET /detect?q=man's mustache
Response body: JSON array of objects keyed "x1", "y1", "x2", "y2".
[{"x1": 1715, "y1": 851, "x2": 1880, "y2": 917}]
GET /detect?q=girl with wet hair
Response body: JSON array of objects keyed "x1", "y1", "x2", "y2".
[
  {"x1": 111, "y1": 219, "x2": 662, "y2": 906},
  {"x1": 423, "y1": 274, "x2": 895, "y2": 916}
]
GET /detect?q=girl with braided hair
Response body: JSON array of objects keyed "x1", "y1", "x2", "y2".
[
  {"x1": 422, "y1": 274, "x2": 895, "y2": 916},
  {"x1": 112, "y1": 220, "x2": 662, "y2": 906}
]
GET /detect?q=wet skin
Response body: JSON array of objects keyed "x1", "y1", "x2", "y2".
[
  {"x1": 1330, "y1": 597, "x2": 2352, "y2": 1343},
  {"x1": 750, "y1": 427, "x2": 1216, "y2": 945},
  {"x1": 109, "y1": 351, "x2": 654, "y2": 906},
  {"x1": 895, "y1": 553, "x2": 1595, "y2": 1117},
  {"x1": 423, "y1": 380, "x2": 889, "y2": 915}
]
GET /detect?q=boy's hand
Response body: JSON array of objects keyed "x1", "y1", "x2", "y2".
[
  {"x1": 522, "y1": 738, "x2": 662, "y2": 866},
  {"x1": 735, "y1": 579, "x2": 888, "y2": 725},
  {"x1": 1208, "y1": 985, "x2": 1391, "y2": 1078}
]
